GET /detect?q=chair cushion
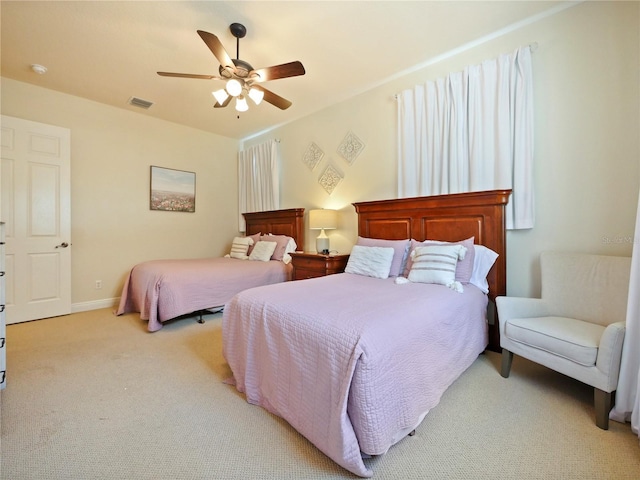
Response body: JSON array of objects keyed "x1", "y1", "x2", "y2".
[{"x1": 504, "y1": 316, "x2": 605, "y2": 366}]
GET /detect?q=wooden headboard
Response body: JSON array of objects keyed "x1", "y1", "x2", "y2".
[
  {"x1": 243, "y1": 208, "x2": 305, "y2": 250},
  {"x1": 353, "y1": 189, "x2": 511, "y2": 351}
]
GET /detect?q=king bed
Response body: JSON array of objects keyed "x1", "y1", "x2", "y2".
[
  {"x1": 116, "y1": 208, "x2": 304, "y2": 332},
  {"x1": 222, "y1": 190, "x2": 511, "y2": 477}
]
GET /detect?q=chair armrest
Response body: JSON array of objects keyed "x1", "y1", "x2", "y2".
[
  {"x1": 496, "y1": 297, "x2": 551, "y2": 321},
  {"x1": 596, "y1": 321, "x2": 626, "y2": 390},
  {"x1": 496, "y1": 297, "x2": 551, "y2": 338}
]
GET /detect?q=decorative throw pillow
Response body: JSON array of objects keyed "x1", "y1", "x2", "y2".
[
  {"x1": 403, "y1": 237, "x2": 475, "y2": 284},
  {"x1": 246, "y1": 232, "x2": 261, "y2": 256},
  {"x1": 229, "y1": 236, "x2": 254, "y2": 260},
  {"x1": 249, "y1": 241, "x2": 277, "y2": 262},
  {"x1": 356, "y1": 237, "x2": 410, "y2": 277},
  {"x1": 408, "y1": 244, "x2": 467, "y2": 292},
  {"x1": 260, "y1": 234, "x2": 292, "y2": 261},
  {"x1": 344, "y1": 245, "x2": 395, "y2": 279}
]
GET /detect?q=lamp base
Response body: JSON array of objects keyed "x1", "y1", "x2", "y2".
[{"x1": 316, "y1": 231, "x2": 330, "y2": 254}]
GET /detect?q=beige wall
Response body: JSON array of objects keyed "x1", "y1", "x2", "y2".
[
  {"x1": 244, "y1": 1, "x2": 640, "y2": 298},
  {"x1": 1, "y1": 78, "x2": 239, "y2": 307}
]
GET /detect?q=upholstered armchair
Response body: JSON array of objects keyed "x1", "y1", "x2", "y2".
[{"x1": 497, "y1": 252, "x2": 631, "y2": 429}]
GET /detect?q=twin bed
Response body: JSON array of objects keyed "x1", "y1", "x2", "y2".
[
  {"x1": 222, "y1": 190, "x2": 510, "y2": 477},
  {"x1": 116, "y1": 208, "x2": 304, "y2": 331},
  {"x1": 117, "y1": 190, "x2": 510, "y2": 477}
]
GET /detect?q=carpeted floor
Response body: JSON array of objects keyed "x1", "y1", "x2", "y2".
[{"x1": 1, "y1": 308, "x2": 639, "y2": 479}]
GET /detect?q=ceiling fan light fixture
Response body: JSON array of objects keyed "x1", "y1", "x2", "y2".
[
  {"x1": 226, "y1": 79, "x2": 242, "y2": 97},
  {"x1": 248, "y1": 87, "x2": 264, "y2": 105},
  {"x1": 235, "y1": 96, "x2": 249, "y2": 112},
  {"x1": 212, "y1": 89, "x2": 229, "y2": 105}
]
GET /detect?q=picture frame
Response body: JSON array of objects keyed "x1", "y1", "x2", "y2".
[{"x1": 150, "y1": 166, "x2": 196, "y2": 212}]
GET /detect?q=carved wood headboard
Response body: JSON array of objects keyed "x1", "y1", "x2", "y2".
[
  {"x1": 243, "y1": 208, "x2": 305, "y2": 250},
  {"x1": 353, "y1": 190, "x2": 511, "y2": 351}
]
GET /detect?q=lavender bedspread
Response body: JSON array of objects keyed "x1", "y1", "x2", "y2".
[
  {"x1": 222, "y1": 273, "x2": 488, "y2": 477},
  {"x1": 116, "y1": 257, "x2": 291, "y2": 332}
]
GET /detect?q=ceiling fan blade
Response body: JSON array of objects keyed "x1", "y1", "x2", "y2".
[
  {"x1": 250, "y1": 61, "x2": 306, "y2": 83},
  {"x1": 197, "y1": 30, "x2": 234, "y2": 71},
  {"x1": 214, "y1": 95, "x2": 233, "y2": 108},
  {"x1": 157, "y1": 72, "x2": 219, "y2": 80},
  {"x1": 251, "y1": 85, "x2": 292, "y2": 110}
]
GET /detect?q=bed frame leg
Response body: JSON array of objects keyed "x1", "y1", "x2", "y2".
[
  {"x1": 192, "y1": 309, "x2": 206, "y2": 324},
  {"x1": 193, "y1": 307, "x2": 224, "y2": 324}
]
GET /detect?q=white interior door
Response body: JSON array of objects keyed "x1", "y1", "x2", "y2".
[{"x1": 1, "y1": 115, "x2": 71, "y2": 324}]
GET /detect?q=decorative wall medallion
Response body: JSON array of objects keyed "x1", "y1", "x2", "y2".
[
  {"x1": 318, "y1": 164, "x2": 343, "y2": 195},
  {"x1": 302, "y1": 142, "x2": 324, "y2": 171},
  {"x1": 337, "y1": 131, "x2": 365, "y2": 165}
]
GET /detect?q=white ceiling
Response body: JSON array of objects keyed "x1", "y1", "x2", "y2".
[{"x1": 1, "y1": 1, "x2": 566, "y2": 140}]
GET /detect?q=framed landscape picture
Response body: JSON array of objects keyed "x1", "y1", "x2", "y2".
[{"x1": 150, "y1": 166, "x2": 196, "y2": 212}]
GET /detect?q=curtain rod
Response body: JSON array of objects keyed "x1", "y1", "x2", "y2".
[{"x1": 393, "y1": 42, "x2": 538, "y2": 100}]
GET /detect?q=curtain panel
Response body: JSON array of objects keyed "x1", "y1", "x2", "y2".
[
  {"x1": 238, "y1": 140, "x2": 280, "y2": 231},
  {"x1": 397, "y1": 46, "x2": 534, "y2": 230},
  {"x1": 610, "y1": 189, "x2": 640, "y2": 438}
]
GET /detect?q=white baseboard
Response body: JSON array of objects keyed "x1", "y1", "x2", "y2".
[{"x1": 72, "y1": 298, "x2": 120, "y2": 313}]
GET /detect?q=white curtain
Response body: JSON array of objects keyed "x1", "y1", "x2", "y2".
[
  {"x1": 238, "y1": 139, "x2": 280, "y2": 231},
  {"x1": 610, "y1": 189, "x2": 640, "y2": 439},
  {"x1": 397, "y1": 46, "x2": 534, "y2": 230}
]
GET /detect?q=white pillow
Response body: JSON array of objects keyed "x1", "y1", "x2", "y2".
[
  {"x1": 345, "y1": 245, "x2": 395, "y2": 279},
  {"x1": 281, "y1": 237, "x2": 298, "y2": 265},
  {"x1": 249, "y1": 241, "x2": 277, "y2": 262},
  {"x1": 470, "y1": 245, "x2": 499, "y2": 294},
  {"x1": 229, "y1": 236, "x2": 254, "y2": 260},
  {"x1": 408, "y1": 244, "x2": 467, "y2": 292},
  {"x1": 356, "y1": 237, "x2": 410, "y2": 277}
]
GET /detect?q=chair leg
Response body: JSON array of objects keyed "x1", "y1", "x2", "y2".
[
  {"x1": 501, "y1": 349, "x2": 513, "y2": 378},
  {"x1": 594, "y1": 388, "x2": 612, "y2": 430}
]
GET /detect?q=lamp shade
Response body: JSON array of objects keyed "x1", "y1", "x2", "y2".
[
  {"x1": 235, "y1": 96, "x2": 249, "y2": 112},
  {"x1": 248, "y1": 87, "x2": 264, "y2": 105},
  {"x1": 212, "y1": 89, "x2": 229, "y2": 105},
  {"x1": 226, "y1": 78, "x2": 242, "y2": 97},
  {"x1": 309, "y1": 209, "x2": 337, "y2": 230}
]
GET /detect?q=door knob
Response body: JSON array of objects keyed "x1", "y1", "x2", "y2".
[{"x1": 55, "y1": 242, "x2": 69, "y2": 248}]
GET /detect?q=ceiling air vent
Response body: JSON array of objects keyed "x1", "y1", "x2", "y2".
[{"x1": 128, "y1": 96, "x2": 154, "y2": 109}]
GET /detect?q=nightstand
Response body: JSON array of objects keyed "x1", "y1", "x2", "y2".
[{"x1": 289, "y1": 252, "x2": 350, "y2": 280}]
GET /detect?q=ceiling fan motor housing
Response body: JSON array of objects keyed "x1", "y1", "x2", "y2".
[{"x1": 219, "y1": 59, "x2": 254, "y2": 80}]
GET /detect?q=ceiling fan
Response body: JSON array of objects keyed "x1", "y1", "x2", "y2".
[{"x1": 157, "y1": 23, "x2": 305, "y2": 111}]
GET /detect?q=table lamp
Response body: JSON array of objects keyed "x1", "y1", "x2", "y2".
[{"x1": 309, "y1": 209, "x2": 337, "y2": 254}]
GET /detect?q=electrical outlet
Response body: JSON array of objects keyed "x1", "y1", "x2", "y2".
[{"x1": 95, "y1": 280, "x2": 102, "y2": 289}]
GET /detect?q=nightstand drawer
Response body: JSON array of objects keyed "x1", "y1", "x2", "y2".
[
  {"x1": 289, "y1": 252, "x2": 350, "y2": 281},
  {"x1": 294, "y1": 268, "x2": 325, "y2": 280},
  {"x1": 292, "y1": 257, "x2": 324, "y2": 269}
]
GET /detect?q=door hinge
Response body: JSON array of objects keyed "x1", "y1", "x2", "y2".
[
  {"x1": 0, "y1": 337, "x2": 4, "y2": 348},
  {"x1": 0, "y1": 371, "x2": 5, "y2": 384}
]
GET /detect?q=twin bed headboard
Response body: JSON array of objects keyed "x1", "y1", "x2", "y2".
[
  {"x1": 243, "y1": 208, "x2": 305, "y2": 251},
  {"x1": 353, "y1": 189, "x2": 511, "y2": 351}
]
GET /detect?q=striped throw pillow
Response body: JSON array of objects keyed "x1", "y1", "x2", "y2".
[
  {"x1": 408, "y1": 244, "x2": 467, "y2": 290},
  {"x1": 229, "y1": 236, "x2": 254, "y2": 259}
]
